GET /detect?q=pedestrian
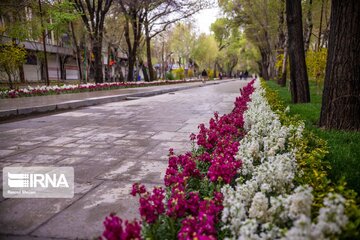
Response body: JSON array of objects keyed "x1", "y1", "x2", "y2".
[
  {"x1": 201, "y1": 69, "x2": 208, "y2": 83},
  {"x1": 219, "y1": 72, "x2": 223, "y2": 80},
  {"x1": 244, "y1": 70, "x2": 249, "y2": 78}
]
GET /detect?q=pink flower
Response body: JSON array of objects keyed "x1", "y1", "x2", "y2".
[
  {"x1": 138, "y1": 186, "x2": 165, "y2": 224},
  {"x1": 131, "y1": 183, "x2": 146, "y2": 196},
  {"x1": 102, "y1": 214, "x2": 142, "y2": 240}
]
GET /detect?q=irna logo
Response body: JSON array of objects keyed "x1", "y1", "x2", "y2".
[
  {"x1": 3, "y1": 167, "x2": 74, "y2": 198},
  {"x1": 8, "y1": 172, "x2": 69, "y2": 188}
]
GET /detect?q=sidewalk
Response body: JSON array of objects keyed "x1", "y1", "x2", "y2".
[{"x1": 0, "y1": 79, "x2": 236, "y2": 119}]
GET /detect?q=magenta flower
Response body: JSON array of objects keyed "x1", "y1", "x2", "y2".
[{"x1": 102, "y1": 214, "x2": 142, "y2": 240}]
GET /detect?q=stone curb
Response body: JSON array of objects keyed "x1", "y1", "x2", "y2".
[{"x1": 0, "y1": 79, "x2": 235, "y2": 120}]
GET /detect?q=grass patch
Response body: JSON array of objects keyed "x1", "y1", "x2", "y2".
[{"x1": 266, "y1": 80, "x2": 360, "y2": 195}]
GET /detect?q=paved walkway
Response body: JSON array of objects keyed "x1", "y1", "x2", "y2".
[
  {"x1": 0, "y1": 80, "x2": 234, "y2": 119},
  {"x1": 0, "y1": 79, "x2": 250, "y2": 239}
]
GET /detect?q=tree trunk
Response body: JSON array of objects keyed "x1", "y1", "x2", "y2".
[
  {"x1": 127, "y1": 54, "x2": 135, "y2": 82},
  {"x1": 38, "y1": 0, "x2": 49, "y2": 86},
  {"x1": 142, "y1": 63, "x2": 149, "y2": 82},
  {"x1": 277, "y1": 45, "x2": 288, "y2": 87},
  {"x1": 319, "y1": 0, "x2": 360, "y2": 131},
  {"x1": 6, "y1": 71, "x2": 13, "y2": 89},
  {"x1": 286, "y1": 0, "x2": 310, "y2": 103},
  {"x1": 124, "y1": 11, "x2": 142, "y2": 82},
  {"x1": 18, "y1": 65, "x2": 25, "y2": 83},
  {"x1": 276, "y1": 0, "x2": 286, "y2": 80},
  {"x1": 317, "y1": 0, "x2": 325, "y2": 51},
  {"x1": 259, "y1": 48, "x2": 270, "y2": 80},
  {"x1": 70, "y1": 21, "x2": 82, "y2": 83},
  {"x1": 59, "y1": 56, "x2": 65, "y2": 80},
  {"x1": 145, "y1": 23, "x2": 155, "y2": 81},
  {"x1": 93, "y1": 36, "x2": 103, "y2": 83},
  {"x1": 304, "y1": 0, "x2": 313, "y2": 52},
  {"x1": 213, "y1": 61, "x2": 217, "y2": 79}
]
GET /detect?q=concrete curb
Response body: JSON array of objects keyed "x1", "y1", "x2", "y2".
[{"x1": 0, "y1": 79, "x2": 235, "y2": 120}]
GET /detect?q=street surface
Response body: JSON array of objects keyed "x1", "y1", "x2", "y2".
[{"x1": 0, "y1": 79, "x2": 249, "y2": 239}]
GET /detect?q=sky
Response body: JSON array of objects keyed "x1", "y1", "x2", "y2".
[{"x1": 194, "y1": 5, "x2": 221, "y2": 34}]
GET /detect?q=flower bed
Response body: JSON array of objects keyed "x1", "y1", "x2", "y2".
[
  {"x1": 100, "y1": 79, "x2": 360, "y2": 239},
  {"x1": 221, "y1": 80, "x2": 357, "y2": 239},
  {"x1": 102, "y1": 80, "x2": 256, "y2": 239},
  {"x1": 0, "y1": 79, "x2": 203, "y2": 98}
]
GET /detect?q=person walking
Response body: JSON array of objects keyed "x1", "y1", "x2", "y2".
[{"x1": 201, "y1": 69, "x2": 208, "y2": 83}]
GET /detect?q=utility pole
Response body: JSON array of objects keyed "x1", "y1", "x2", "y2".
[{"x1": 38, "y1": 0, "x2": 50, "y2": 86}]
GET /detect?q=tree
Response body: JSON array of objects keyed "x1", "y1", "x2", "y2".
[
  {"x1": 0, "y1": 0, "x2": 42, "y2": 84},
  {"x1": 286, "y1": 0, "x2": 310, "y2": 103},
  {"x1": 191, "y1": 33, "x2": 218, "y2": 71},
  {"x1": 143, "y1": 0, "x2": 209, "y2": 81},
  {"x1": 46, "y1": 1, "x2": 80, "y2": 82},
  {"x1": 219, "y1": 0, "x2": 281, "y2": 80},
  {"x1": 303, "y1": 0, "x2": 313, "y2": 52},
  {"x1": 116, "y1": 0, "x2": 147, "y2": 82},
  {"x1": 211, "y1": 18, "x2": 232, "y2": 77},
  {"x1": 319, "y1": 0, "x2": 360, "y2": 131},
  {"x1": 169, "y1": 22, "x2": 196, "y2": 70},
  {"x1": 0, "y1": 43, "x2": 27, "y2": 89},
  {"x1": 276, "y1": 0, "x2": 287, "y2": 87},
  {"x1": 72, "y1": 0, "x2": 113, "y2": 83}
]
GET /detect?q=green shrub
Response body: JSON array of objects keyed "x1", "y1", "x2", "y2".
[
  {"x1": 173, "y1": 68, "x2": 185, "y2": 80},
  {"x1": 165, "y1": 71, "x2": 175, "y2": 80},
  {"x1": 207, "y1": 69, "x2": 214, "y2": 79},
  {"x1": 262, "y1": 80, "x2": 360, "y2": 238},
  {"x1": 306, "y1": 49, "x2": 327, "y2": 87},
  {"x1": 187, "y1": 69, "x2": 194, "y2": 78}
]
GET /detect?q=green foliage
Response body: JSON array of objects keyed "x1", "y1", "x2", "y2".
[
  {"x1": 187, "y1": 69, "x2": 194, "y2": 78},
  {"x1": 47, "y1": 1, "x2": 79, "y2": 33},
  {"x1": 165, "y1": 71, "x2": 175, "y2": 80},
  {"x1": 306, "y1": 49, "x2": 327, "y2": 87},
  {"x1": 211, "y1": 18, "x2": 231, "y2": 49},
  {"x1": 191, "y1": 34, "x2": 218, "y2": 70},
  {"x1": 207, "y1": 69, "x2": 214, "y2": 79},
  {"x1": 142, "y1": 215, "x2": 179, "y2": 240},
  {"x1": 0, "y1": 43, "x2": 27, "y2": 88},
  {"x1": 173, "y1": 68, "x2": 185, "y2": 80},
  {"x1": 263, "y1": 80, "x2": 360, "y2": 238},
  {"x1": 169, "y1": 23, "x2": 196, "y2": 68}
]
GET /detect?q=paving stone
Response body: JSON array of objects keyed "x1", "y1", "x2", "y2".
[
  {"x1": 0, "y1": 150, "x2": 16, "y2": 158},
  {"x1": 30, "y1": 154, "x2": 64, "y2": 164},
  {"x1": 97, "y1": 159, "x2": 167, "y2": 184},
  {"x1": 31, "y1": 181, "x2": 148, "y2": 239},
  {"x1": 0, "y1": 197, "x2": 81, "y2": 235},
  {"x1": 151, "y1": 131, "x2": 179, "y2": 140},
  {"x1": 44, "y1": 137, "x2": 78, "y2": 147},
  {"x1": 56, "y1": 156, "x2": 87, "y2": 166}
]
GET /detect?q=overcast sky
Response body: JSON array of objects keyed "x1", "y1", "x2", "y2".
[{"x1": 194, "y1": 5, "x2": 221, "y2": 34}]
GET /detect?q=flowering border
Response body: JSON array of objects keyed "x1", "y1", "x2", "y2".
[
  {"x1": 100, "y1": 79, "x2": 359, "y2": 239},
  {"x1": 0, "y1": 79, "x2": 208, "y2": 98},
  {"x1": 221, "y1": 79, "x2": 350, "y2": 239},
  {"x1": 101, "y1": 80, "x2": 256, "y2": 240}
]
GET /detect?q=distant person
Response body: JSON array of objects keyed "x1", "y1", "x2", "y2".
[
  {"x1": 201, "y1": 69, "x2": 208, "y2": 83},
  {"x1": 244, "y1": 70, "x2": 249, "y2": 78},
  {"x1": 219, "y1": 72, "x2": 223, "y2": 80}
]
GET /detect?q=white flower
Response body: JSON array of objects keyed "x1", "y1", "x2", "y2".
[
  {"x1": 249, "y1": 192, "x2": 269, "y2": 220},
  {"x1": 221, "y1": 79, "x2": 349, "y2": 240}
]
